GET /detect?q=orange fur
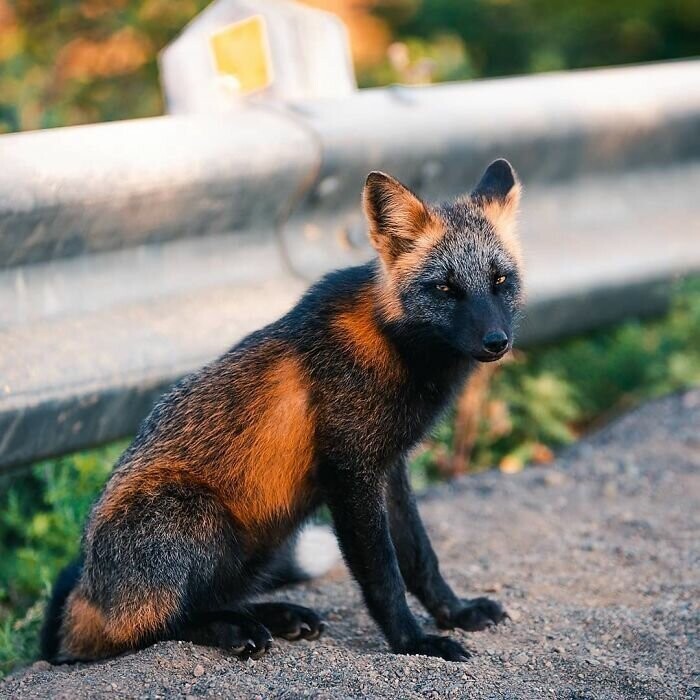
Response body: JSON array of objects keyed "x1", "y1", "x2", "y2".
[
  {"x1": 481, "y1": 183, "x2": 523, "y2": 266},
  {"x1": 363, "y1": 172, "x2": 448, "y2": 322},
  {"x1": 375, "y1": 216, "x2": 446, "y2": 322},
  {"x1": 390, "y1": 216, "x2": 446, "y2": 280},
  {"x1": 105, "y1": 588, "x2": 179, "y2": 645},
  {"x1": 223, "y1": 355, "x2": 315, "y2": 528},
  {"x1": 363, "y1": 172, "x2": 435, "y2": 266},
  {"x1": 333, "y1": 288, "x2": 403, "y2": 378},
  {"x1": 94, "y1": 346, "x2": 316, "y2": 536},
  {"x1": 96, "y1": 462, "x2": 193, "y2": 523},
  {"x1": 60, "y1": 592, "x2": 114, "y2": 659},
  {"x1": 61, "y1": 588, "x2": 179, "y2": 659}
]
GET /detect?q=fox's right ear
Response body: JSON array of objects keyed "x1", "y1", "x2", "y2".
[
  {"x1": 362, "y1": 171, "x2": 434, "y2": 263},
  {"x1": 471, "y1": 159, "x2": 521, "y2": 232},
  {"x1": 471, "y1": 159, "x2": 522, "y2": 263}
]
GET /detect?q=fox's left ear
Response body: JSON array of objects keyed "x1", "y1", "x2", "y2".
[
  {"x1": 363, "y1": 171, "x2": 435, "y2": 264},
  {"x1": 472, "y1": 158, "x2": 522, "y2": 258}
]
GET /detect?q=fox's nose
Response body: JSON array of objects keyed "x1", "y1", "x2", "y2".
[{"x1": 482, "y1": 330, "x2": 508, "y2": 355}]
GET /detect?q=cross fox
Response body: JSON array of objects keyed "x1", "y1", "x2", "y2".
[{"x1": 42, "y1": 159, "x2": 523, "y2": 664}]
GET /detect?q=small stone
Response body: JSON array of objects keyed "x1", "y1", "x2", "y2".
[
  {"x1": 30, "y1": 660, "x2": 52, "y2": 672},
  {"x1": 544, "y1": 471, "x2": 566, "y2": 487},
  {"x1": 603, "y1": 481, "x2": 618, "y2": 498},
  {"x1": 513, "y1": 652, "x2": 529, "y2": 665},
  {"x1": 508, "y1": 608, "x2": 522, "y2": 622},
  {"x1": 193, "y1": 664, "x2": 205, "y2": 678}
]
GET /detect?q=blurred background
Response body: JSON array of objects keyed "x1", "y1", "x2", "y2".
[
  {"x1": 1, "y1": 0, "x2": 699, "y2": 677},
  {"x1": 2, "y1": 0, "x2": 700, "y2": 132}
]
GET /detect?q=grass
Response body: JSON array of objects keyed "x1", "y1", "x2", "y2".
[
  {"x1": 1, "y1": 277, "x2": 698, "y2": 675},
  {"x1": 0, "y1": 441, "x2": 128, "y2": 675}
]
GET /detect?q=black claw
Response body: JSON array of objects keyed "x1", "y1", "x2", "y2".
[
  {"x1": 449, "y1": 597, "x2": 509, "y2": 632},
  {"x1": 251, "y1": 603, "x2": 324, "y2": 643}
]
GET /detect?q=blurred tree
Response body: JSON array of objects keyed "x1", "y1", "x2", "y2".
[
  {"x1": 0, "y1": 0, "x2": 698, "y2": 132},
  {"x1": 0, "y1": 0, "x2": 211, "y2": 132},
  {"x1": 364, "y1": 0, "x2": 700, "y2": 84},
  {"x1": 393, "y1": 0, "x2": 700, "y2": 77}
]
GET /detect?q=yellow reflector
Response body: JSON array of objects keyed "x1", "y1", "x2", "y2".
[{"x1": 209, "y1": 16, "x2": 272, "y2": 95}]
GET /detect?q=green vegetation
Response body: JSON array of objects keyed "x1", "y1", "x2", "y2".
[
  {"x1": 0, "y1": 442, "x2": 127, "y2": 675},
  {"x1": 362, "y1": 0, "x2": 700, "y2": 86},
  {"x1": 1, "y1": 277, "x2": 698, "y2": 674}
]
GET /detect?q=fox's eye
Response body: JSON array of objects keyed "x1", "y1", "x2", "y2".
[
  {"x1": 494, "y1": 275, "x2": 507, "y2": 286},
  {"x1": 435, "y1": 283, "x2": 452, "y2": 293}
]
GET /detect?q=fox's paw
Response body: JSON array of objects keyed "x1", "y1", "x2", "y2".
[
  {"x1": 403, "y1": 634, "x2": 471, "y2": 662},
  {"x1": 209, "y1": 617, "x2": 273, "y2": 660},
  {"x1": 249, "y1": 602, "x2": 325, "y2": 641},
  {"x1": 437, "y1": 597, "x2": 509, "y2": 631}
]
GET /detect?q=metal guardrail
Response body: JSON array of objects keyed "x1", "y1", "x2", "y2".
[{"x1": 1, "y1": 60, "x2": 700, "y2": 470}]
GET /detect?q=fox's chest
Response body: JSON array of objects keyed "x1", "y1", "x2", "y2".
[{"x1": 313, "y1": 367, "x2": 462, "y2": 469}]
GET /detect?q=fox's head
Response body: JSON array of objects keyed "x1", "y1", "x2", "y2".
[{"x1": 363, "y1": 159, "x2": 523, "y2": 362}]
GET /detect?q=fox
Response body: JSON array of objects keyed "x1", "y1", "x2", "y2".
[{"x1": 41, "y1": 158, "x2": 523, "y2": 664}]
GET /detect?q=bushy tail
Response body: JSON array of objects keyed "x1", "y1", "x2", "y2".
[
  {"x1": 40, "y1": 559, "x2": 82, "y2": 661},
  {"x1": 263, "y1": 524, "x2": 341, "y2": 591}
]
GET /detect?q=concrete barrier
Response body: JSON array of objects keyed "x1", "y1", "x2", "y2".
[{"x1": 1, "y1": 60, "x2": 700, "y2": 470}]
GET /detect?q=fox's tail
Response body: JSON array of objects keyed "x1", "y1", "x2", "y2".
[
  {"x1": 40, "y1": 559, "x2": 82, "y2": 661},
  {"x1": 264, "y1": 524, "x2": 341, "y2": 590}
]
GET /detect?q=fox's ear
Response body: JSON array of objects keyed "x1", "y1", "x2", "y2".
[
  {"x1": 472, "y1": 159, "x2": 522, "y2": 260},
  {"x1": 363, "y1": 171, "x2": 433, "y2": 262},
  {"x1": 471, "y1": 158, "x2": 521, "y2": 226}
]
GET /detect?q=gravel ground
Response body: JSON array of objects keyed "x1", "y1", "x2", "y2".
[{"x1": 3, "y1": 389, "x2": 699, "y2": 699}]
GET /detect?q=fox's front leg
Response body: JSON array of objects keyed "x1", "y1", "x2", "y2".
[
  {"x1": 387, "y1": 459, "x2": 508, "y2": 631},
  {"x1": 321, "y1": 464, "x2": 470, "y2": 662}
]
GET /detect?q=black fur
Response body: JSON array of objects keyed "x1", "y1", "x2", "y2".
[
  {"x1": 43, "y1": 160, "x2": 521, "y2": 664},
  {"x1": 40, "y1": 560, "x2": 83, "y2": 661}
]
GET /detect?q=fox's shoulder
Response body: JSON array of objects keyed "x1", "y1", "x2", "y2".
[{"x1": 286, "y1": 262, "x2": 378, "y2": 321}]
